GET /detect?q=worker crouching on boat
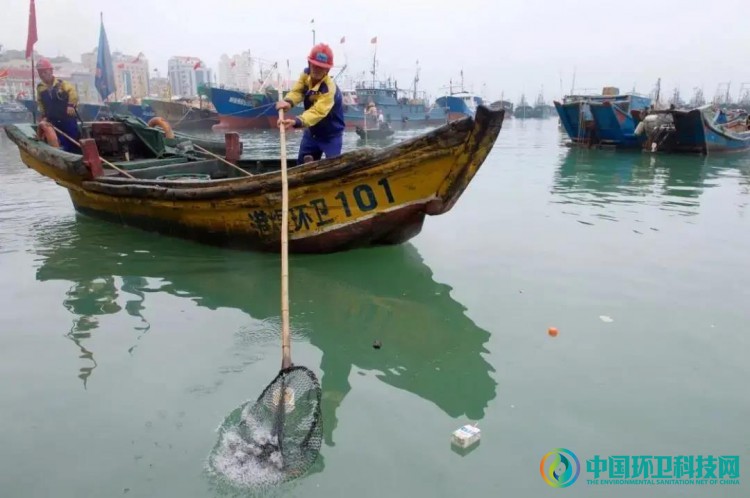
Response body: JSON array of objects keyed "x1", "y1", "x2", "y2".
[
  {"x1": 35, "y1": 58, "x2": 80, "y2": 153},
  {"x1": 276, "y1": 43, "x2": 345, "y2": 164}
]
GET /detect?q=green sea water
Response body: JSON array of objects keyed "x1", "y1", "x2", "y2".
[{"x1": 1, "y1": 118, "x2": 749, "y2": 497}]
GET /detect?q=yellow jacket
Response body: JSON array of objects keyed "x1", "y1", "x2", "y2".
[
  {"x1": 283, "y1": 69, "x2": 345, "y2": 137},
  {"x1": 36, "y1": 78, "x2": 78, "y2": 119}
]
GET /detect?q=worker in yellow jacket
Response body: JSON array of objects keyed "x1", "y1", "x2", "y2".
[{"x1": 35, "y1": 58, "x2": 80, "y2": 153}]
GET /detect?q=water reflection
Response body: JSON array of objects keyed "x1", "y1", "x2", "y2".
[
  {"x1": 33, "y1": 217, "x2": 497, "y2": 444},
  {"x1": 551, "y1": 148, "x2": 750, "y2": 217},
  {"x1": 61, "y1": 275, "x2": 121, "y2": 388}
]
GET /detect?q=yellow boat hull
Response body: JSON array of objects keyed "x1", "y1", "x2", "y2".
[{"x1": 6, "y1": 106, "x2": 505, "y2": 253}]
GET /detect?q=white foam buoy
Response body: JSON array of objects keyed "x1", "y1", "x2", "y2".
[{"x1": 451, "y1": 423, "x2": 481, "y2": 449}]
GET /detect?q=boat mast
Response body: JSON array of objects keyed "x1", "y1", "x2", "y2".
[
  {"x1": 413, "y1": 60, "x2": 420, "y2": 100},
  {"x1": 371, "y1": 44, "x2": 377, "y2": 87}
]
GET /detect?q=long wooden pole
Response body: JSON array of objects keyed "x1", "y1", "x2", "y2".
[
  {"x1": 50, "y1": 124, "x2": 136, "y2": 179},
  {"x1": 278, "y1": 73, "x2": 291, "y2": 370},
  {"x1": 192, "y1": 144, "x2": 252, "y2": 177}
]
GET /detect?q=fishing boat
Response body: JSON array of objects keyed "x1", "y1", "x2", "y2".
[
  {"x1": 531, "y1": 92, "x2": 554, "y2": 119},
  {"x1": 208, "y1": 86, "x2": 303, "y2": 129},
  {"x1": 489, "y1": 100, "x2": 513, "y2": 117},
  {"x1": 4, "y1": 105, "x2": 505, "y2": 253},
  {"x1": 639, "y1": 105, "x2": 750, "y2": 154},
  {"x1": 635, "y1": 107, "x2": 706, "y2": 153},
  {"x1": 554, "y1": 87, "x2": 651, "y2": 147},
  {"x1": 434, "y1": 91, "x2": 482, "y2": 122},
  {"x1": 514, "y1": 95, "x2": 533, "y2": 119},
  {"x1": 142, "y1": 98, "x2": 219, "y2": 130}
]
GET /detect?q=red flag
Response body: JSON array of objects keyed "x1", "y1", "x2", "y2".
[
  {"x1": 25, "y1": 0, "x2": 38, "y2": 59},
  {"x1": 193, "y1": 61, "x2": 201, "y2": 70},
  {"x1": 340, "y1": 36, "x2": 346, "y2": 44},
  {"x1": 370, "y1": 36, "x2": 377, "y2": 44},
  {"x1": 117, "y1": 63, "x2": 125, "y2": 69}
]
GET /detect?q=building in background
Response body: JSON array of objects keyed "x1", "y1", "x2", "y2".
[
  {"x1": 168, "y1": 56, "x2": 211, "y2": 98},
  {"x1": 113, "y1": 52, "x2": 149, "y2": 100},
  {"x1": 218, "y1": 50, "x2": 256, "y2": 91},
  {"x1": 80, "y1": 50, "x2": 150, "y2": 100}
]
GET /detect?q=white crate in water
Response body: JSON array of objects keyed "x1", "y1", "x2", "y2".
[{"x1": 451, "y1": 424, "x2": 481, "y2": 449}]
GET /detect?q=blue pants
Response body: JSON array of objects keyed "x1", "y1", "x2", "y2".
[
  {"x1": 50, "y1": 117, "x2": 80, "y2": 153},
  {"x1": 297, "y1": 131, "x2": 343, "y2": 164}
]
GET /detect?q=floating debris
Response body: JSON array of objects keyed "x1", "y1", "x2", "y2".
[{"x1": 451, "y1": 423, "x2": 481, "y2": 450}]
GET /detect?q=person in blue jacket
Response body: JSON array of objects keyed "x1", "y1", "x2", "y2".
[{"x1": 276, "y1": 43, "x2": 346, "y2": 164}]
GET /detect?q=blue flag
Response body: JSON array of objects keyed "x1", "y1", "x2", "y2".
[{"x1": 94, "y1": 14, "x2": 115, "y2": 102}]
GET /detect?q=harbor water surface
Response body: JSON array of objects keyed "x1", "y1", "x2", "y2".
[{"x1": 1, "y1": 118, "x2": 749, "y2": 497}]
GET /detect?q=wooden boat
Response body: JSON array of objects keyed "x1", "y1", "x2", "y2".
[
  {"x1": 354, "y1": 124, "x2": 395, "y2": 140},
  {"x1": 4, "y1": 105, "x2": 505, "y2": 253}
]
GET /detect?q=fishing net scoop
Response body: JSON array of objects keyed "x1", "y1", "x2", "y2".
[{"x1": 210, "y1": 89, "x2": 322, "y2": 487}]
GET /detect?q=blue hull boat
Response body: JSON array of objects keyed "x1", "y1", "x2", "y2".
[
  {"x1": 555, "y1": 91, "x2": 651, "y2": 147},
  {"x1": 434, "y1": 92, "x2": 482, "y2": 122}
]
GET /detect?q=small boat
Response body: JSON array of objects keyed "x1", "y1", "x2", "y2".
[
  {"x1": 4, "y1": 106, "x2": 505, "y2": 253},
  {"x1": 354, "y1": 125, "x2": 395, "y2": 140}
]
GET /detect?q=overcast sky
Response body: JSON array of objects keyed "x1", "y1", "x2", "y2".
[{"x1": 4, "y1": 0, "x2": 750, "y2": 104}]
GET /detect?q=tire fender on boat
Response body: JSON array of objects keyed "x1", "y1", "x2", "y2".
[
  {"x1": 147, "y1": 117, "x2": 175, "y2": 139},
  {"x1": 37, "y1": 121, "x2": 60, "y2": 148}
]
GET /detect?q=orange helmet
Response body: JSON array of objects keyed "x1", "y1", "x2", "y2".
[
  {"x1": 307, "y1": 44, "x2": 334, "y2": 69},
  {"x1": 37, "y1": 58, "x2": 53, "y2": 70}
]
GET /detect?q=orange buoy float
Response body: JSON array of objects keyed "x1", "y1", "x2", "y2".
[
  {"x1": 147, "y1": 116, "x2": 175, "y2": 139},
  {"x1": 36, "y1": 121, "x2": 60, "y2": 148},
  {"x1": 547, "y1": 327, "x2": 559, "y2": 337}
]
